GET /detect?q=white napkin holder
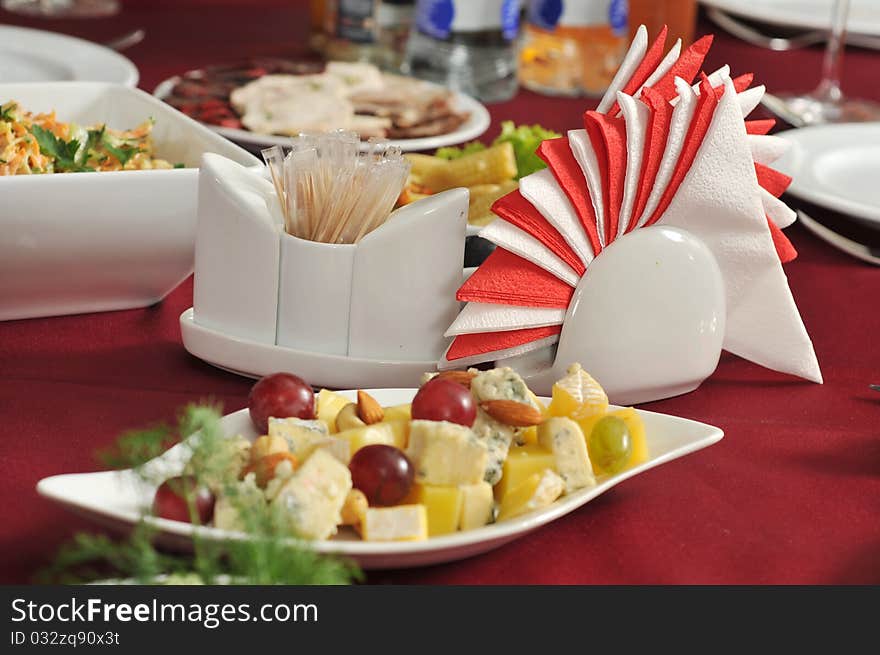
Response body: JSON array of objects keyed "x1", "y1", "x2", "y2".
[
  {"x1": 193, "y1": 154, "x2": 467, "y2": 362},
  {"x1": 500, "y1": 226, "x2": 727, "y2": 404}
]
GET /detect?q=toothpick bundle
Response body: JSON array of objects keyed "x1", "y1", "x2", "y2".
[{"x1": 261, "y1": 131, "x2": 410, "y2": 244}]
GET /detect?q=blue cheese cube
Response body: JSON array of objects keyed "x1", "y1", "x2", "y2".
[
  {"x1": 213, "y1": 474, "x2": 266, "y2": 532},
  {"x1": 537, "y1": 417, "x2": 595, "y2": 493},
  {"x1": 272, "y1": 449, "x2": 352, "y2": 540},
  {"x1": 268, "y1": 417, "x2": 330, "y2": 460},
  {"x1": 406, "y1": 420, "x2": 488, "y2": 486},
  {"x1": 471, "y1": 413, "x2": 514, "y2": 485},
  {"x1": 470, "y1": 366, "x2": 539, "y2": 407}
]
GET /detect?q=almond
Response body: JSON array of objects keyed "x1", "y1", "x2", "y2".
[
  {"x1": 357, "y1": 390, "x2": 384, "y2": 425},
  {"x1": 480, "y1": 400, "x2": 543, "y2": 427},
  {"x1": 436, "y1": 370, "x2": 476, "y2": 389}
]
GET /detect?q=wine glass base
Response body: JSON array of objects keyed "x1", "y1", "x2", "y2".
[
  {"x1": 1, "y1": 0, "x2": 119, "y2": 17},
  {"x1": 771, "y1": 93, "x2": 880, "y2": 127}
]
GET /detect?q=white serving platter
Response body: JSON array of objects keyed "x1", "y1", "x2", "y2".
[
  {"x1": 701, "y1": 0, "x2": 880, "y2": 37},
  {"x1": 37, "y1": 389, "x2": 723, "y2": 570},
  {"x1": 0, "y1": 83, "x2": 260, "y2": 321},
  {"x1": 153, "y1": 75, "x2": 491, "y2": 153},
  {"x1": 0, "y1": 25, "x2": 138, "y2": 85},
  {"x1": 774, "y1": 124, "x2": 880, "y2": 227}
]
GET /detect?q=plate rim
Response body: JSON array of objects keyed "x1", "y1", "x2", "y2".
[
  {"x1": 0, "y1": 24, "x2": 139, "y2": 87},
  {"x1": 152, "y1": 72, "x2": 491, "y2": 152},
  {"x1": 700, "y1": 0, "x2": 880, "y2": 37},
  {"x1": 36, "y1": 390, "x2": 724, "y2": 562},
  {"x1": 776, "y1": 123, "x2": 880, "y2": 225}
]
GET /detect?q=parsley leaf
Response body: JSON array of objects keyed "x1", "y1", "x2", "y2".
[
  {"x1": 0, "y1": 102, "x2": 16, "y2": 122},
  {"x1": 29, "y1": 124, "x2": 94, "y2": 173},
  {"x1": 80, "y1": 126, "x2": 105, "y2": 167},
  {"x1": 102, "y1": 132, "x2": 139, "y2": 167}
]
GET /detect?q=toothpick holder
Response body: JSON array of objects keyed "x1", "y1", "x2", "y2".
[{"x1": 193, "y1": 154, "x2": 468, "y2": 363}]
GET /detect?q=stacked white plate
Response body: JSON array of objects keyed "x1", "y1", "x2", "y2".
[
  {"x1": 774, "y1": 124, "x2": 880, "y2": 228},
  {"x1": 0, "y1": 25, "x2": 138, "y2": 85}
]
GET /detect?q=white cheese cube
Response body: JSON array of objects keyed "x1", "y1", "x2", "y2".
[
  {"x1": 361, "y1": 505, "x2": 428, "y2": 541},
  {"x1": 459, "y1": 482, "x2": 495, "y2": 530},
  {"x1": 537, "y1": 417, "x2": 596, "y2": 493},
  {"x1": 272, "y1": 449, "x2": 352, "y2": 540},
  {"x1": 406, "y1": 420, "x2": 488, "y2": 486},
  {"x1": 268, "y1": 417, "x2": 330, "y2": 459},
  {"x1": 314, "y1": 436, "x2": 352, "y2": 464}
]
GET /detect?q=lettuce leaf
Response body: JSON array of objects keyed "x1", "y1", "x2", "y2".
[{"x1": 492, "y1": 121, "x2": 561, "y2": 179}]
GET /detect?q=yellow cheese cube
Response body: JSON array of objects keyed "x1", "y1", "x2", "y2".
[
  {"x1": 609, "y1": 407, "x2": 649, "y2": 469},
  {"x1": 459, "y1": 482, "x2": 495, "y2": 531},
  {"x1": 494, "y1": 443, "x2": 555, "y2": 501},
  {"x1": 383, "y1": 403, "x2": 412, "y2": 423},
  {"x1": 361, "y1": 505, "x2": 428, "y2": 541},
  {"x1": 335, "y1": 423, "x2": 396, "y2": 458},
  {"x1": 316, "y1": 390, "x2": 351, "y2": 434},
  {"x1": 403, "y1": 484, "x2": 463, "y2": 536},
  {"x1": 518, "y1": 425, "x2": 538, "y2": 446},
  {"x1": 497, "y1": 469, "x2": 565, "y2": 522},
  {"x1": 381, "y1": 420, "x2": 409, "y2": 450}
]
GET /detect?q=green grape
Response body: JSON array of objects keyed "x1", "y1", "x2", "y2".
[{"x1": 588, "y1": 416, "x2": 632, "y2": 475}]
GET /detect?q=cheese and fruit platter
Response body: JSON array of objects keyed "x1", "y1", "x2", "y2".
[{"x1": 38, "y1": 362, "x2": 723, "y2": 569}]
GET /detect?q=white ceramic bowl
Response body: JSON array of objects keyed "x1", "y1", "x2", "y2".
[{"x1": 0, "y1": 82, "x2": 260, "y2": 321}]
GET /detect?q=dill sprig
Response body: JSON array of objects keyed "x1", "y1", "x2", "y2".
[{"x1": 40, "y1": 403, "x2": 362, "y2": 586}]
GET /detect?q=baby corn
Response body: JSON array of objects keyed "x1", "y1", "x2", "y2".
[
  {"x1": 408, "y1": 142, "x2": 517, "y2": 192},
  {"x1": 468, "y1": 180, "x2": 519, "y2": 226}
]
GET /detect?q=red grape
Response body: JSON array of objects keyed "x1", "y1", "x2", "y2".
[
  {"x1": 411, "y1": 377, "x2": 477, "y2": 427},
  {"x1": 349, "y1": 445, "x2": 414, "y2": 506},
  {"x1": 248, "y1": 372, "x2": 315, "y2": 433},
  {"x1": 152, "y1": 476, "x2": 215, "y2": 524}
]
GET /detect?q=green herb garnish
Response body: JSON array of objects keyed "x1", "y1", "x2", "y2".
[
  {"x1": 29, "y1": 124, "x2": 94, "y2": 173},
  {"x1": 435, "y1": 141, "x2": 487, "y2": 160},
  {"x1": 41, "y1": 403, "x2": 362, "y2": 586},
  {"x1": 491, "y1": 121, "x2": 561, "y2": 178},
  {"x1": 434, "y1": 122, "x2": 561, "y2": 178},
  {"x1": 174, "y1": 163, "x2": 185, "y2": 169},
  {"x1": 0, "y1": 102, "x2": 16, "y2": 122},
  {"x1": 101, "y1": 132, "x2": 140, "y2": 167}
]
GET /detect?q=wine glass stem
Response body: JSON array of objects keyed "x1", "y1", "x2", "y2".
[{"x1": 815, "y1": 0, "x2": 850, "y2": 103}]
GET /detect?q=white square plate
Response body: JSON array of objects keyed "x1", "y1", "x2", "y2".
[
  {"x1": 37, "y1": 389, "x2": 723, "y2": 570},
  {"x1": 0, "y1": 82, "x2": 260, "y2": 321}
]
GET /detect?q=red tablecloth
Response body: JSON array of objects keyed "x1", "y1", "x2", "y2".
[{"x1": 2, "y1": 1, "x2": 879, "y2": 585}]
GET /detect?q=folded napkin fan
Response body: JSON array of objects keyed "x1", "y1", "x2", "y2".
[{"x1": 442, "y1": 25, "x2": 822, "y2": 384}]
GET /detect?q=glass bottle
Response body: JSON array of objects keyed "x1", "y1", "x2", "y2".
[
  {"x1": 404, "y1": 0, "x2": 523, "y2": 103},
  {"x1": 520, "y1": 0, "x2": 629, "y2": 97}
]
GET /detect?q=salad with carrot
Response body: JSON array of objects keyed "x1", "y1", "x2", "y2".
[{"x1": 0, "y1": 100, "x2": 177, "y2": 176}]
